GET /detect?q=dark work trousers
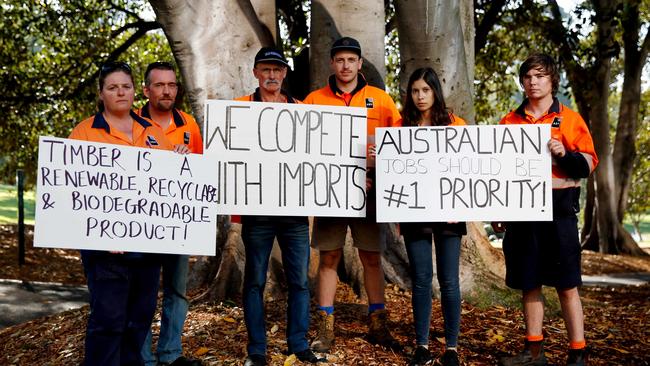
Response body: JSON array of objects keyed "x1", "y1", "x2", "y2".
[{"x1": 81, "y1": 251, "x2": 161, "y2": 366}]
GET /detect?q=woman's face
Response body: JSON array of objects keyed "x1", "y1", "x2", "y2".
[
  {"x1": 100, "y1": 71, "x2": 134, "y2": 114},
  {"x1": 411, "y1": 78, "x2": 434, "y2": 113}
]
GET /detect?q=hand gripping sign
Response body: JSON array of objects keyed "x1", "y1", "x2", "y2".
[
  {"x1": 35, "y1": 136, "x2": 219, "y2": 255},
  {"x1": 375, "y1": 124, "x2": 553, "y2": 222}
]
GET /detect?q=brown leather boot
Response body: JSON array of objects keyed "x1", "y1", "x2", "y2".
[
  {"x1": 367, "y1": 309, "x2": 402, "y2": 351},
  {"x1": 311, "y1": 310, "x2": 335, "y2": 352}
]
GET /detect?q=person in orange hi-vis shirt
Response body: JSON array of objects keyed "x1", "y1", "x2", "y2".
[
  {"x1": 235, "y1": 47, "x2": 325, "y2": 366},
  {"x1": 304, "y1": 36, "x2": 402, "y2": 353},
  {"x1": 493, "y1": 54, "x2": 598, "y2": 366},
  {"x1": 69, "y1": 61, "x2": 182, "y2": 366},
  {"x1": 136, "y1": 61, "x2": 203, "y2": 366}
]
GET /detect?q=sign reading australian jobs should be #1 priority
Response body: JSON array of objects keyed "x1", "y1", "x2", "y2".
[
  {"x1": 203, "y1": 100, "x2": 368, "y2": 217},
  {"x1": 375, "y1": 124, "x2": 553, "y2": 222},
  {"x1": 34, "y1": 136, "x2": 219, "y2": 255}
]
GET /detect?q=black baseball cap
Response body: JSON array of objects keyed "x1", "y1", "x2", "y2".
[
  {"x1": 254, "y1": 47, "x2": 290, "y2": 68},
  {"x1": 330, "y1": 37, "x2": 362, "y2": 58}
]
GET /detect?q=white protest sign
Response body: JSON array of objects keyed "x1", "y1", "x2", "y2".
[
  {"x1": 375, "y1": 125, "x2": 553, "y2": 222},
  {"x1": 34, "y1": 136, "x2": 219, "y2": 255},
  {"x1": 203, "y1": 100, "x2": 367, "y2": 217}
]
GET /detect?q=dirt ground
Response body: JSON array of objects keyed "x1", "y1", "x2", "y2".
[{"x1": 1, "y1": 224, "x2": 649, "y2": 365}]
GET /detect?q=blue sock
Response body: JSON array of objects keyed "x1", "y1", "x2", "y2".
[
  {"x1": 318, "y1": 305, "x2": 334, "y2": 315},
  {"x1": 368, "y1": 303, "x2": 385, "y2": 314}
]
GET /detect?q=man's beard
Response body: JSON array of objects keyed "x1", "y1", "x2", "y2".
[{"x1": 155, "y1": 99, "x2": 175, "y2": 111}]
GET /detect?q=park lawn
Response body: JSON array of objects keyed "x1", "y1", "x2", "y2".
[
  {"x1": 624, "y1": 214, "x2": 650, "y2": 247},
  {"x1": 0, "y1": 184, "x2": 35, "y2": 225}
]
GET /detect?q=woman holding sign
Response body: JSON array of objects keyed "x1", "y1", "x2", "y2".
[
  {"x1": 400, "y1": 67, "x2": 466, "y2": 366},
  {"x1": 68, "y1": 61, "x2": 176, "y2": 366}
]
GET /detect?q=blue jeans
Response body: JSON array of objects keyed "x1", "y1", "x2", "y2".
[
  {"x1": 405, "y1": 234, "x2": 461, "y2": 347},
  {"x1": 242, "y1": 222, "x2": 311, "y2": 356},
  {"x1": 82, "y1": 252, "x2": 160, "y2": 366},
  {"x1": 141, "y1": 255, "x2": 190, "y2": 365}
]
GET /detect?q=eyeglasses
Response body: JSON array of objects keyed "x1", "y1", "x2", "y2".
[{"x1": 100, "y1": 61, "x2": 132, "y2": 76}]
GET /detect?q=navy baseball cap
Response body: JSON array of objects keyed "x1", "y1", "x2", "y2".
[
  {"x1": 330, "y1": 37, "x2": 362, "y2": 57},
  {"x1": 254, "y1": 47, "x2": 290, "y2": 68}
]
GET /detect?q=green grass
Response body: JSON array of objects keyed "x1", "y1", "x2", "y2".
[
  {"x1": 623, "y1": 214, "x2": 650, "y2": 245},
  {"x1": 0, "y1": 184, "x2": 35, "y2": 225}
]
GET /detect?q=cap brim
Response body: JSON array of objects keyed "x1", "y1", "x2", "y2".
[
  {"x1": 254, "y1": 58, "x2": 290, "y2": 68},
  {"x1": 330, "y1": 46, "x2": 362, "y2": 55}
]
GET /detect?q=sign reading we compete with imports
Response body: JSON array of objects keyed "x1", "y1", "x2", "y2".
[
  {"x1": 34, "y1": 136, "x2": 218, "y2": 255},
  {"x1": 204, "y1": 100, "x2": 368, "y2": 217},
  {"x1": 376, "y1": 125, "x2": 553, "y2": 222}
]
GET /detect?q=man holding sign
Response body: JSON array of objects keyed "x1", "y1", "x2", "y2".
[
  {"x1": 495, "y1": 54, "x2": 598, "y2": 366},
  {"x1": 235, "y1": 47, "x2": 325, "y2": 366},
  {"x1": 304, "y1": 37, "x2": 402, "y2": 352},
  {"x1": 137, "y1": 61, "x2": 203, "y2": 366}
]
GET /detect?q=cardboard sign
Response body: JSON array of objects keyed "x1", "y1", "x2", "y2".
[
  {"x1": 375, "y1": 125, "x2": 553, "y2": 222},
  {"x1": 203, "y1": 100, "x2": 368, "y2": 217},
  {"x1": 34, "y1": 136, "x2": 219, "y2": 255}
]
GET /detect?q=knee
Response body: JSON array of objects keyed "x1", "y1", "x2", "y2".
[
  {"x1": 557, "y1": 287, "x2": 579, "y2": 302},
  {"x1": 436, "y1": 268, "x2": 459, "y2": 290},
  {"x1": 319, "y1": 249, "x2": 342, "y2": 269},
  {"x1": 359, "y1": 250, "x2": 381, "y2": 269}
]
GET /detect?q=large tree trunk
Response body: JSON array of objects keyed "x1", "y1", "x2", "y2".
[
  {"x1": 389, "y1": 0, "x2": 506, "y2": 296},
  {"x1": 150, "y1": 0, "x2": 280, "y2": 301},
  {"x1": 612, "y1": 0, "x2": 649, "y2": 255},
  {"x1": 150, "y1": 0, "x2": 275, "y2": 124},
  {"x1": 546, "y1": 0, "x2": 647, "y2": 256},
  {"x1": 395, "y1": 0, "x2": 474, "y2": 122},
  {"x1": 309, "y1": 0, "x2": 387, "y2": 90}
]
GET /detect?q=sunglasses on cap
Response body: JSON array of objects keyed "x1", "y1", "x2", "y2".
[{"x1": 100, "y1": 61, "x2": 132, "y2": 76}]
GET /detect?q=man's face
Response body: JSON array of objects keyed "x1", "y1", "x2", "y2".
[
  {"x1": 253, "y1": 62, "x2": 287, "y2": 93},
  {"x1": 143, "y1": 69, "x2": 178, "y2": 112},
  {"x1": 330, "y1": 50, "x2": 362, "y2": 84},
  {"x1": 522, "y1": 66, "x2": 553, "y2": 101}
]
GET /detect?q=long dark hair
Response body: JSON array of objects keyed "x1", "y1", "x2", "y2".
[{"x1": 402, "y1": 67, "x2": 451, "y2": 127}]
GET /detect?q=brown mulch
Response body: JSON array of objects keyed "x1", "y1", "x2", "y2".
[{"x1": 1, "y1": 224, "x2": 649, "y2": 365}]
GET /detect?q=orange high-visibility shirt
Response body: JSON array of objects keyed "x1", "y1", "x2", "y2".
[
  {"x1": 137, "y1": 104, "x2": 203, "y2": 154},
  {"x1": 303, "y1": 74, "x2": 402, "y2": 140},
  {"x1": 69, "y1": 110, "x2": 173, "y2": 151},
  {"x1": 500, "y1": 98, "x2": 598, "y2": 181}
]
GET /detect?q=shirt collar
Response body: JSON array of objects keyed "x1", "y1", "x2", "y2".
[
  {"x1": 252, "y1": 87, "x2": 296, "y2": 103},
  {"x1": 91, "y1": 110, "x2": 152, "y2": 133},
  {"x1": 328, "y1": 73, "x2": 367, "y2": 97},
  {"x1": 515, "y1": 97, "x2": 561, "y2": 118}
]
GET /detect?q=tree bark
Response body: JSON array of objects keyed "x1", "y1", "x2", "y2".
[
  {"x1": 613, "y1": 0, "x2": 649, "y2": 225},
  {"x1": 149, "y1": 0, "x2": 276, "y2": 124},
  {"x1": 395, "y1": 0, "x2": 474, "y2": 122},
  {"x1": 309, "y1": 0, "x2": 387, "y2": 90},
  {"x1": 393, "y1": 0, "x2": 506, "y2": 295},
  {"x1": 150, "y1": 0, "x2": 281, "y2": 302},
  {"x1": 546, "y1": 0, "x2": 647, "y2": 256}
]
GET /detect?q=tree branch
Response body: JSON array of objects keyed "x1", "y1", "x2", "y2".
[
  {"x1": 70, "y1": 25, "x2": 157, "y2": 97},
  {"x1": 112, "y1": 20, "x2": 162, "y2": 38},
  {"x1": 474, "y1": 0, "x2": 508, "y2": 53},
  {"x1": 108, "y1": 1, "x2": 142, "y2": 19},
  {"x1": 640, "y1": 25, "x2": 650, "y2": 62}
]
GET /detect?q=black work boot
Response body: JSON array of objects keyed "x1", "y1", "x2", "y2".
[{"x1": 498, "y1": 339, "x2": 548, "y2": 366}]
